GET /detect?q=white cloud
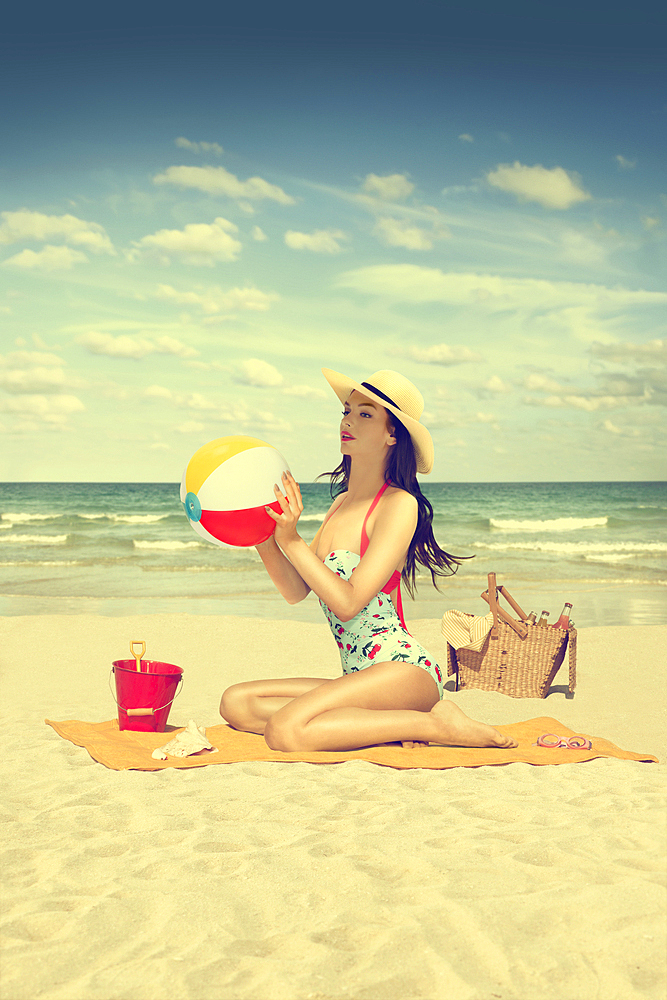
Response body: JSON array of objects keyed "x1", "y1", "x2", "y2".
[
  {"x1": 152, "y1": 165, "x2": 295, "y2": 204},
  {"x1": 522, "y1": 373, "x2": 566, "y2": 393},
  {"x1": 132, "y1": 218, "x2": 241, "y2": 265},
  {"x1": 1, "y1": 350, "x2": 64, "y2": 368},
  {"x1": 336, "y1": 265, "x2": 667, "y2": 314},
  {"x1": 144, "y1": 384, "x2": 175, "y2": 400},
  {"x1": 2, "y1": 245, "x2": 89, "y2": 271},
  {"x1": 642, "y1": 216, "x2": 660, "y2": 230},
  {"x1": 283, "y1": 384, "x2": 328, "y2": 400},
  {"x1": 361, "y1": 173, "x2": 414, "y2": 201},
  {"x1": 601, "y1": 419, "x2": 640, "y2": 437},
  {"x1": 614, "y1": 155, "x2": 636, "y2": 170},
  {"x1": 483, "y1": 376, "x2": 513, "y2": 394},
  {"x1": 0, "y1": 366, "x2": 75, "y2": 394},
  {"x1": 458, "y1": 134, "x2": 474, "y2": 143},
  {"x1": 78, "y1": 331, "x2": 199, "y2": 360},
  {"x1": 0, "y1": 210, "x2": 114, "y2": 253},
  {"x1": 590, "y1": 339, "x2": 667, "y2": 363},
  {"x1": 143, "y1": 383, "x2": 291, "y2": 432},
  {"x1": 486, "y1": 162, "x2": 591, "y2": 209},
  {"x1": 155, "y1": 283, "x2": 278, "y2": 313},
  {"x1": 176, "y1": 420, "x2": 206, "y2": 434},
  {"x1": 0, "y1": 394, "x2": 85, "y2": 425},
  {"x1": 373, "y1": 217, "x2": 445, "y2": 250},
  {"x1": 405, "y1": 343, "x2": 482, "y2": 365},
  {"x1": 284, "y1": 229, "x2": 346, "y2": 253},
  {"x1": 234, "y1": 358, "x2": 283, "y2": 388},
  {"x1": 174, "y1": 137, "x2": 224, "y2": 156},
  {"x1": 524, "y1": 393, "x2": 649, "y2": 411},
  {"x1": 251, "y1": 226, "x2": 268, "y2": 241}
]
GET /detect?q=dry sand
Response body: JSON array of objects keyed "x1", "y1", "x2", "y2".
[{"x1": 1, "y1": 615, "x2": 665, "y2": 1000}]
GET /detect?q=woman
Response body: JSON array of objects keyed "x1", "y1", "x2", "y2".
[{"x1": 220, "y1": 368, "x2": 516, "y2": 753}]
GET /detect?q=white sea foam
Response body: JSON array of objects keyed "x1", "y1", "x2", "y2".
[
  {"x1": 133, "y1": 539, "x2": 201, "y2": 550},
  {"x1": 2, "y1": 559, "x2": 79, "y2": 567},
  {"x1": 1, "y1": 512, "x2": 56, "y2": 524},
  {"x1": 584, "y1": 553, "x2": 636, "y2": 564},
  {"x1": 0, "y1": 533, "x2": 67, "y2": 545},
  {"x1": 473, "y1": 540, "x2": 667, "y2": 556},
  {"x1": 109, "y1": 514, "x2": 171, "y2": 524},
  {"x1": 300, "y1": 514, "x2": 326, "y2": 522},
  {"x1": 78, "y1": 513, "x2": 170, "y2": 524},
  {"x1": 489, "y1": 516, "x2": 608, "y2": 532}
]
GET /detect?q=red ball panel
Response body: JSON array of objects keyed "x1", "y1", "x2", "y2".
[{"x1": 199, "y1": 500, "x2": 282, "y2": 547}]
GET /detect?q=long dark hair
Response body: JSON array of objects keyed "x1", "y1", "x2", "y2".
[{"x1": 319, "y1": 413, "x2": 472, "y2": 597}]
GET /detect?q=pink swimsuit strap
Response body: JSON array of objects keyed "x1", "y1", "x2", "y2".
[{"x1": 360, "y1": 481, "x2": 408, "y2": 630}]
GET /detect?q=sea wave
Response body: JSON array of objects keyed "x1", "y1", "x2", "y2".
[
  {"x1": 133, "y1": 539, "x2": 201, "y2": 550},
  {"x1": 489, "y1": 516, "x2": 608, "y2": 532},
  {"x1": 0, "y1": 533, "x2": 68, "y2": 545},
  {"x1": 584, "y1": 553, "x2": 635, "y2": 564},
  {"x1": 109, "y1": 514, "x2": 171, "y2": 524},
  {"x1": 1, "y1": 559, "x2": 79, "y2": 567},
  {"x1": 78, "y1": 513, "x2": 172, "y2": 524},
  {"x1": 1, "y1": 512, "x2": 56, "y2": 524},
  {"x1": 473, "y1": 540, "x2": 667, "y2": 556},
  {"x1": 2, "y1": 511, "x2": 173, "y2": 526}
]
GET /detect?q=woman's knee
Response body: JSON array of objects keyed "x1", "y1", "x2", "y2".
[
  {"x1": 264, "y1": 714, "x2": 302, "y2": 752},
  {"x1": 219, "y1": 683, "x2": 252, "y2": 727}
]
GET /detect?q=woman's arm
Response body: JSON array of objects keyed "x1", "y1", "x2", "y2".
[
  {"x1": 254, "y1": 488, "x2": 339, "y2": 605},
  {"x1": 255, "y1": 534, "x2": 312, "y2": 605},
  {"x1": 271, "y1": 473, "x2": 417, "y2": 621}
]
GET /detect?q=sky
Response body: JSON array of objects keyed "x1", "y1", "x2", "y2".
[{"x1": 1, "y1": 2, "x2": 665, "y2": 483}]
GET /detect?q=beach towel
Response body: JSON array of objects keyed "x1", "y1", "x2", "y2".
[{"x1": 45, "y1": 717, "x2": 658, "y2": 772}]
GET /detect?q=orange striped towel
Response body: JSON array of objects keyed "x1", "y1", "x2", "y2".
[
  {"x1": 45, "y1": 717, "x2": 658, "y2": 772},
  {"x1": 442, "y1": 609, "x2": 495, "y2": 651}
]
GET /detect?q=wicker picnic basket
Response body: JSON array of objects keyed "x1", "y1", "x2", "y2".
[{"x1": 444, "y1": 573, "x2": 577, "y2": 699}]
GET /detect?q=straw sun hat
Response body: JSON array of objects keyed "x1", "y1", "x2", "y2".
[{"x1": 322, "y1": 368, "x2": 434, "y2": 474}]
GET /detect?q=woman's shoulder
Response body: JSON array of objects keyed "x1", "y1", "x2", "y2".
[{"x1": 382, "y1": 484, "x2": 418, "y2": 517}]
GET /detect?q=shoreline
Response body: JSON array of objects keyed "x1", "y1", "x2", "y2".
[{"x1": 2, "y1": 576, "x2": 666, "y2": 626}]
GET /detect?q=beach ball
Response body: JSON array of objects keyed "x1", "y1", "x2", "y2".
[{"x1": 181, "y1": 435, "x2": 290, "y2": 547}]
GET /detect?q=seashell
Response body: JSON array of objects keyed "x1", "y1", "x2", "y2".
[{"x1": 151, "y1": 720, "x2": 218, "y2": 760}]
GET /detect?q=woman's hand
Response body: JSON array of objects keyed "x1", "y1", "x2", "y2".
[{"x1": 265, "y1": 470, "x2": 304, "y2": 549}]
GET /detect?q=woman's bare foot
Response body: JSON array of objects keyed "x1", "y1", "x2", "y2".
[
  {"x1": 429, "y1": 700, "x2": 518, "y2": 749},
  {"x1": 401, "y1": 740, "x2": 430, "y2": 749}
]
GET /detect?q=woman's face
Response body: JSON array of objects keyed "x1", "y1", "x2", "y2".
[{"x1": 340, "y1": 389, "x2": 396, "y2": 460}]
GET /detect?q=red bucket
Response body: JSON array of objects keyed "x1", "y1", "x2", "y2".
[{"x1": 111, "y1": 659, "x2": 183, "y2": 732}]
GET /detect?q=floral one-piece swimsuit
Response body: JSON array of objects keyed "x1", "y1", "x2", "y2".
[{"x1": 319, "y1": 482, "x2": 444, "y2": 699}]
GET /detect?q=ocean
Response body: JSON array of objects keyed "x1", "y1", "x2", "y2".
[{"x1": 1, "y1": 481, "x2": 665, "y2": 627}]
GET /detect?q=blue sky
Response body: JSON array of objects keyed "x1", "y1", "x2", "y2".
[{"x1": 1, "y1": 2, "x2": 665, "y2": 482}]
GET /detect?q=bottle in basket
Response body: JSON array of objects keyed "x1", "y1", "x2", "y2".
[
  {"x1": 537, "y1": 610, "x2": 550, "y2": 627},
  {"x1": 525, "y1": 611, "x2": 537, "y2": 624},
  {"x1": 552, "y1": 603, "x2": 573, "y2": 629}
]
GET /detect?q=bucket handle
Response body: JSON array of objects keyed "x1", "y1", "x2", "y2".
[{"x1": 109, "y1": 669, "x2": 183, "y2": 715}]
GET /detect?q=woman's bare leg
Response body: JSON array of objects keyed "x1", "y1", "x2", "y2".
[
  {"x1": 262, "y1": 662, "x2": 518, "y2": 752},
  {"x1": 220, "y1": 677, "x2": 330, "y2": 735}
]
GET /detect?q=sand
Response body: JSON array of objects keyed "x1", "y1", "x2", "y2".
[{"x1": 1, "y1": 615, "x2": 665, "y2": 1000}]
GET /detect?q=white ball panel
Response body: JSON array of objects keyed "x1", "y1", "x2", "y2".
[{"x1": 197, "y1": 445, "x2": 290, "y2": 511}]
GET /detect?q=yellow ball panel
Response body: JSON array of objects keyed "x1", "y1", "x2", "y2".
[{"x1": 185, "y1": 435, "x2": 269, "y2": 495}]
